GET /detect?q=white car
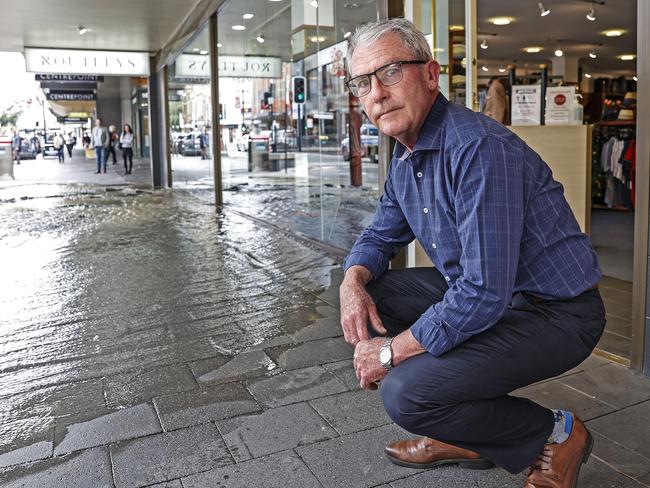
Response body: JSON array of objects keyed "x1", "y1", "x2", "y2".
[{"x1": 341, "y1": 124, "x2": 379, "y2": 161}]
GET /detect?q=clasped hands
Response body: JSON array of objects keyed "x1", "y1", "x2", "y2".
[{"x1": 340, "y1": 276, "x2": 389, "y2": 390}]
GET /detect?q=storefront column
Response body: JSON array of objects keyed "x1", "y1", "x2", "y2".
[
  {"x1": 148, "y1": 57, "x2": 168, "y2": 188},
  {"x1": 633, "y1": 0, "x2": 650, "y2": 376},
  {"x1": 210, "y1": 12, "x2": 223, "y2": 207}
]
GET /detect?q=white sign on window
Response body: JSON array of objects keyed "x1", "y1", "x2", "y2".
[
  {"x1": 24, "y1": 48, "x2": 150, "y2": 76},
  {"x1": 545, "y1": 86, "x2": 576, "y2": 125},
  {"x1": 511, "y1": 85, "x2": 542, "y2": 126},
  {"x1": 176, "y1": 54, "x2": 282, "y2": 78}
]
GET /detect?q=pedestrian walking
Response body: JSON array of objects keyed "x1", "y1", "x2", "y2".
[
  {"x1": 93, "y1": 118, "x2": 110, "y2": 173},
  {"x1": 53, "y1": 133, "x2": 65, "y2": 164},
  {"x1": 10, "y1": 131, "x2": 21, "y2": 164},
  {"x1": 108, "y1": 125, "x2": 119, "y2": 165},
  {"x1": 82, "y1": 131, "x2": 91, "y2": 148},
  {"x1": 120, "y1": 124, "x2": 135, "y2": 175},
  {"x1": 65, "y1": 132, "x2": 76, "y2": 158},
  {"x1": 199, "y1": 127, "x2": 209, "y2": 160}
]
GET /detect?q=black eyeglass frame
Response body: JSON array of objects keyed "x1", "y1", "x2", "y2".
[{"x1": 345, "y1": 60, "x2": 428, "y2": 97}]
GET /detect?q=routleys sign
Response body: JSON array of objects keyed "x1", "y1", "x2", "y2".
[
  {"x1": 25, "y1": 48, "x2": 150, "y2": 76},
  {"x1": 176, "y1": 54, "x2": 282, "y2": 78}
]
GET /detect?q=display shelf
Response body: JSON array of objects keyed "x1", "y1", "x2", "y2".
[{"x1": 595, "y1": 120, "x2": 636, "y2": 126}]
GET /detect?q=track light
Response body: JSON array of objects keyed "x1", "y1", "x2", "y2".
[
  {"x1": 584, "y1": 73, "x2": 592, "y2": 79},
  {"x1": 555, "y1": 48, "x2": 563, "y2": 57},
  {"x1": 538, "y1": 2, "x2": 550, "y2": 17},
  {"x1": 480, "y1": 39, "x2": 488, "y2": 50},
  {"x1": 498, "y1": 65, "x2": 506, "y2": 73},
  {"x1": 256, "y1": 35, "x2": 265, "y2": 43},
  {"x1": 589, "y1": 50, "x2": 597, "y2": 59},
  {"x1": 586, "y1": 5, "x2": 596, "y2": 21},
  {"x1": 481, "y1": 65, "x2": 489, "y2": 72},
  {"x1": 77, "y1": 25, "x2": 87, "y2": 35}
]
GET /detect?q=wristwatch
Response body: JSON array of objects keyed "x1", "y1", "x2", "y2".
[{"x1": 379, "y1": 337, "x2": 395, "y2": 370}]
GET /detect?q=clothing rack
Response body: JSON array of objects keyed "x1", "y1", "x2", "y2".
[{"x1": 591, "y1": 121, "x2": 636, "y2": 211}]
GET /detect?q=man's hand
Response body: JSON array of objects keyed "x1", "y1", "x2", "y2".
[
  {"x1": 340, "y1": 266, "x2": 387, "y2": 345},
  {"x1": 353, "y1": 338, "x2": 388, "y2": 390}
]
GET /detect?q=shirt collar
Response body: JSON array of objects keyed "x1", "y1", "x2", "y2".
[{"x1": 393, "y1": 93, "x2": 449, "y2": 160}]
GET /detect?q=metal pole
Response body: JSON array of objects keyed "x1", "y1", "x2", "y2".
[
  {"x1": 209, "y1": 13, "x2": 223, "y2": 207},
  {"x1": 297, "y1": 103, "x2": 302, "y2": 152}
]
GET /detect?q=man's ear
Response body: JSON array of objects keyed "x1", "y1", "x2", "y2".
[{"x1": 426, "y1": 60, "x2": 441, "y2": 91}]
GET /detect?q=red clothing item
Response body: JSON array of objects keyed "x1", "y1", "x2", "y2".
[{"x1": 623, "y1": 139, "x2": 636, "y2": 208}]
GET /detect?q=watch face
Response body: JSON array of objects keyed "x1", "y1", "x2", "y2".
[{"x1": 379, "y1": 347, "x2": 391, "y2": 364}]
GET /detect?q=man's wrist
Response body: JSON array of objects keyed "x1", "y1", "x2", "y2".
[{"x1": 344, "y1": 265, "x2": 372, "y2": 285}]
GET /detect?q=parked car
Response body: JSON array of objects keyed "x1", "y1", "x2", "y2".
[
  {"x1": 41, "y1": 132, "x2": 59, "y2": 158},
  {"x1": 341, "y1": 124, "x2": 379, "y2": 161},
  {"x1": 18, "y1": 137, "x2": 38, "y2": 159},
  {"x1": 180, "y1": 132, "x2": 203, "y2": 156}
]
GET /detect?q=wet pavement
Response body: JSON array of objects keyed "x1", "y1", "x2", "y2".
[{"x1": 0, "y1": 178, "x2": 649, "y2": 487}]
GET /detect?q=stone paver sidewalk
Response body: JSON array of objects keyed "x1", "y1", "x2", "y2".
[{"x1": 0, "y1": 186, "x2": 649, "y2": 488}]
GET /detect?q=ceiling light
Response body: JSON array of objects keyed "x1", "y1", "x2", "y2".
[
  {"x1": 633, "y1": 76, "x2": 638, "y2": 81},
  {"x1": 310, "y1": 0, "x2": 318, "y2": 7},
  {"x1": 618, "y1": 54, "x2": 636, "y2": 60},
  {"x1": 343, "y1": 31, "x2": 352, "y2": 39},
  {"x1": 604, "y1": 29, "x2": 623, "y2": 37},
  {"x1": 589, "y1": 50, "x2": 597, "y2": 59},
  {"x1": 232, "y1": 25, "x2": 246, "y2": 31},
  {"x1": 584, "y1": 73, "x2": 592, "y2": 78},
  {"x1": 449, "y1": 25, "x2": 464, "y2": 31},
  {"x1": 344, "y1": 2, "x2": 360, "y2": 7},
  {"x1": 498, "y1": 65, "x2": 506, "y2": 73},
  {"x1": 256, "y1": 35, "x2": 265, "y2": 43},
  {"x1": 490, "y1": 17, "x2": 512, "y2": 26},
  {"x1": 481, "y1": 65, "x2": 489, "y2": 72},
  {"x1": 586, "y1": 5, "x2": 596, "y2": 21},
  {"x1": 524, "y1": 46, "x2": 543, "y2": 53},
  {"x1": 555, "y1": 48, "x2": 564, "y2": 57},
  {"x1": 243, "y1": 13, "x2": 254, "y2": 20},
  {"x1": 480, "y1": 39, "x2": 488, "y2": 50},
  {"x1": 193, "y1": 48, "x2": 199, "y2": 52},
  {"x1": 538, "y1": 2, "x2": 550, "y2": 17},
  {"x1": 268, "y1": 0, "x2": 282, "y2": 2},
  {"x1": 217, "y1": 43, "x2": 223, "y2": 48},
  {"x1": 309, "y1": 36, "x2": 326, "y2": 43},
  {"x1": 77, "y1": 25, "x2": 87, "y2": 35},
  {"x1": 200, "y1": 50, "x2": 208, "y2": 55}
]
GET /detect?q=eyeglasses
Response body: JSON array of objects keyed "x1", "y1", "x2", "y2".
[{"x1": 345, "y1": 60, "x2": 428, "y2": 97}]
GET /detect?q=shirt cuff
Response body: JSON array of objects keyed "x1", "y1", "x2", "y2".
[
  {"x1": 409, "y1": 313, "x2": 454, "y2": 357},
  {"x1": 343, "y1": 250, "x2": 388, "y2": 280}
]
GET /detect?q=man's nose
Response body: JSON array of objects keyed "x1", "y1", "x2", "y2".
[{"x1": 368, "y1": 75, "x2": 388, "y2": 101}]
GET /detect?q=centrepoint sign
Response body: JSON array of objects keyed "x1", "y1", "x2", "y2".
[
  {"x1": 176, "y1": 54, "x2": 282, "y2": 78},
  {"x1": 25, "y1": 48, "x2": 150, "y2": 76}
]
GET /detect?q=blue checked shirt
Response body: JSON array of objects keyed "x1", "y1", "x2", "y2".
[{"x1": 344, "y1": 94, "x2": 601, "y2": 357}]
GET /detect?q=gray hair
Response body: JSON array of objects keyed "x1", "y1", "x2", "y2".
[{"x1": 346, "y1": 18, "x2": 433, "y2": 73}]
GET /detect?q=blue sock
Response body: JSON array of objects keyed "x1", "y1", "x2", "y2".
[{"x1": 549, "y1": 410, "x2": 574, "y2": 444}]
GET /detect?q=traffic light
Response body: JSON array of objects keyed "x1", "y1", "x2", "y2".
[{"x1": 292, "y1": 76, "x2": 306, "y2": 104}]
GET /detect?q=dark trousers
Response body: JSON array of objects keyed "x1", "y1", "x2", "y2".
[
  {"x1": 66, "y1": 143, "x2": 74, "y2": 158},
  {"x1": 56, "y1": 147, "x2": 64, "y2": 163},
  {"x1": 367, "y1": 268, "x2": 605, "y2": 474},
  {"x1": 108, "y1": 144, "x2": 117, "y2": 163},
  {"x1": 122, "y1": 147, "x2": 133, "y2": 173}
]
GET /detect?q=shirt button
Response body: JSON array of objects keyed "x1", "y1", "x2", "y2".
[
  {"x1": 432, "y1": 243, "x2": 437, "y2": 249},
  {"x1": 416, "y1": 171, "x2": 423, "y2": 178},
  {"x1": 445, "y1": 276, "x2": 451, "y2": 282},
  {"x1": 423, "y1": 208, "x2": 429, "y2": 214}
]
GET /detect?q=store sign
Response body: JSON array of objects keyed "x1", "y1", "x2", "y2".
[
  {"x1": 511, "y1": 85, "x2": 542, "y2": 126},
  {"x1": 46, "y1": 90, "x2": 97, "y2": 101},
  {"x1": 35, "y1": 74, "x2": 104, "y2": 82},
  {"x1": 545, "y1": 86, "x2": 578, "y2": 125},
  {"x1": 25, "y1": 49, "x2": 150, "y2": 76},
  {"x1": 176, "y1": 54, "x2": 282, "y2": 78}
]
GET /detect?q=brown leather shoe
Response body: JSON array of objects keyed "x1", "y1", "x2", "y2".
[
  {"x1": 525, "y1": 415, "x2": 593, "y2": 488},
  {"x1": 384, "y1": 437, "x2": 494, "y2": 469}
]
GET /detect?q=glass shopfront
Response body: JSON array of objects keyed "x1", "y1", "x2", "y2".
[
  {"x1": 215, "y1": 0, "x2": 380, "y2": 249},
  {"x1": 167, "y1": 26, "x2": 215, "y2": 190}
]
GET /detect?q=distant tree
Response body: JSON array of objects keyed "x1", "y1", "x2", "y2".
[{"x1": 0, "y1": 104, "x2": 24, "y2": 128}]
